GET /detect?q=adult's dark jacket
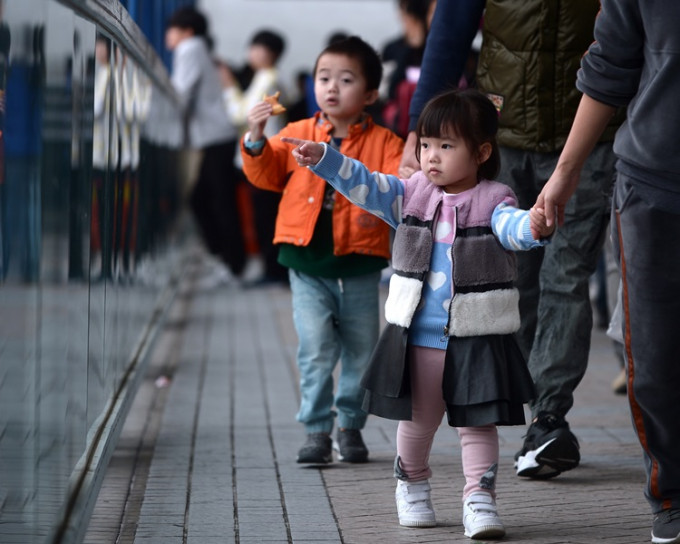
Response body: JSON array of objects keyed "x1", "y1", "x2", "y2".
[{"x1": 408, "y1": 0, "x2": 623, "y2": 152}]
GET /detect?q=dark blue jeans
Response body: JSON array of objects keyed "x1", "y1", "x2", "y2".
[
  {"x1": 612, "y1": 173, "x2": 680, "y2": 513},
  {"x1": 498, "y1": 143, "x2": 616, "y2": 418}
]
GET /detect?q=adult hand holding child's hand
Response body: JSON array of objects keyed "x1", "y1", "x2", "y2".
[{"x1": 281, "y1": 137, "x2": 324, "y2": 167}]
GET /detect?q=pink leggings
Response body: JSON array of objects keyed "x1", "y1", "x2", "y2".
[{"x1": 396, "y1": 345, "x2": 499, "y2": 499}]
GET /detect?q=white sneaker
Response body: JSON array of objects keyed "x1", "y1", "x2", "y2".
[
  {"x1": 395, "y1": 479, "x2": 436, "y2": 527},
  {"x1": 196, "y1": 259, "x2": 240, "y2": 290},
  {"x1": 463, "y1": 492, "x2": 505, "y2": 539}
]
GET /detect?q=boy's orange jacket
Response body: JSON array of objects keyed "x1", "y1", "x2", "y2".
[{"x1": 241, "y1": 113, "x2": 404, "y2": 259}]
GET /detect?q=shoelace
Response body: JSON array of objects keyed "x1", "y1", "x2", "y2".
[
  {"x1": 656, "y1": 509, "x2": 680, "y2": 523},
  {"x1": 522, "y1": 413, "x2": 566, "y2": 440}
]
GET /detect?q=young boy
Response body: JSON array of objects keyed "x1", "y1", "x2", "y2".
[{"x1": 241, "y1": 36, "x2": 404, "y2": 464}]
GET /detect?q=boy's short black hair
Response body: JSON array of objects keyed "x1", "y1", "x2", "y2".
[
  {"x1": 250, "y1": 30, "x2": 286, "y2": 62},
  {"x1": 315, "y1": 36, "x2": 382, "y2": 92},
  {"x1": 166, "y1": 7, "x2": 208, "y2": 37}
]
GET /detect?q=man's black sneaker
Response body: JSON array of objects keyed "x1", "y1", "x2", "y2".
[
  {"x1": 334, "y1": 428, "x2": 369, "y2": 463},
  {"x1": 652, "y1": 508, "x2": 680, "y2": 544},
  {"x1": 296, "y1": 432, "x2": 332, "y2": 464},
  {"x1": 514, "y1": 412, "x2": 580, "y2": 479}
]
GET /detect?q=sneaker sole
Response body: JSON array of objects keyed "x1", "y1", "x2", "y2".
[
  {"x1": 516, "y1": 435, "x2": 580, "y2": 478},
  {"x1": 296, "y1": 453, "x2": 332, "y2": 464},
  {"x1": 465, "y1": 525, "x2": 506, "y2": 539},
  {"x1": 652, "y1": 534, "x2": 680, "y2": 544},
  {"x1": 399, "y1": 518, "x2": 437, "y2": 528}
]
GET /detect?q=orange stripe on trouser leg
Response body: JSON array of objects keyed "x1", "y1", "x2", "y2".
[{"x1": 617, "y1": 210, "x2": 660, "y2": 499}]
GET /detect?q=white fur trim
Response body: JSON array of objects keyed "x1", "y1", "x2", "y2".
[
  {"x1": 384, "y1": 275, "x2": 423, "y2": 328},
  {"x1": 448, "y1": 289, "x2": 520, "y2": 337}
]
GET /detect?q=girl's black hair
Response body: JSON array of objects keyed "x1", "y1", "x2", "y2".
[{"x1": 415, "y1": 88, "x2": 501, "y2": 180}]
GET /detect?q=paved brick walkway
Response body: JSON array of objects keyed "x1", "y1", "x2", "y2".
[{"x1": 84, "y1": 260, "x2": 651, "y2": 543}]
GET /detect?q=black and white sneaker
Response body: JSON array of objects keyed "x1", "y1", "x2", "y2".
[
  {"x1": 514, "y1": 412, "x2": 580, "y2": 479},
  {"x1": 334, "y1": 428, "x2": 369, "y2": 463}
]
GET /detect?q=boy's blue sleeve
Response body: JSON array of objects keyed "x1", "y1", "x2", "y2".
[
  {"x1": 492, "y1": 202, "x2": 549, "y2": 251},
  {"x1": 310, "y1": 144, "x2": 404, "y2": 229}
]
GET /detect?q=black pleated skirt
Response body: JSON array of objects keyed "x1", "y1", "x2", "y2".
[
  {"x1": 442, "y1": 334, "x2": 535, "y2": 427},
  {"x1": 361, "y1": 325, "x2": 535, "y2": 427}
]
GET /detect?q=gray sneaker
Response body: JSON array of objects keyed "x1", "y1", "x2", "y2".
[
  {"x1": 334, "y1": 428, "x2": 369, "y2": 463},
  {"x1": 296, "y1": 433, "x2": 332, "y2": 464},
  {"x1": 652, "y1": 509, "x2": 680, "y2": 543}
]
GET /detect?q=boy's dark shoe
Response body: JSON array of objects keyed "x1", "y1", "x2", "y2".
[
  {"x1": 652, "y1": 508, "x2": 680, "y2": 544},
  {"x1": 296, "y1": 432, "x2": 332, "y2": 464},
  {"x1": 334, "y1": 428, "x2": 369, "y2": 463},
  {"x1": 514, "y1": 412, "x2": 580, "y2": 479}
]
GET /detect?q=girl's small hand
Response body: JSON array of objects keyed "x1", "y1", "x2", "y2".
[
  {"x1": 529, "y1": 207, "x2": 555, "y2": 240},
  {"x1": 281, "y1": 137, "x2": 324, "y2": 167}
]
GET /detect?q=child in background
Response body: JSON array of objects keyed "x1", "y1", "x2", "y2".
[
  {"x1": 283, "y1": 89, "x2": 553, "y2": 539},
  {"x1": 165, "y1": 7, "x2": 245, "y2": 285},
  {"x1": 241, "y1": 37, "x2": 404, "y2": 464},
  {"x1": 220, "y1": 29, "x2": 288, "y2": 284},
  {"x1": 220, "y1": 29, "x2": 287, "y2": 137}
]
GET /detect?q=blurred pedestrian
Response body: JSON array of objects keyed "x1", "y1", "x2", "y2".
[
  {"x1": 219, "y1": 29, "x2": 288, "y2": 284},
  {"x1": 165, "y1": 6, "x2": 245, "y2": 285},
  {"x1": 379, "y1": 0, "x2": 435, "y2": 138}
]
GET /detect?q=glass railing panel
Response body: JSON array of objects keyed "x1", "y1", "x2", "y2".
[{"x1": 0, "y1": 1, "x2": 187, "y2": 542}]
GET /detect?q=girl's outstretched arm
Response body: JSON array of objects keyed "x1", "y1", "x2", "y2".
[{"x1": 282, "y1": 139, "x2": 405, "y2": 229}]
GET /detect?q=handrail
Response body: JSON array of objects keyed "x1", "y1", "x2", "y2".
[{"x1": 57, "y1": 0, "x2": 180, "y2": 106}]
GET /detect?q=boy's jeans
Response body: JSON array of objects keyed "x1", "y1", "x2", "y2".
[{"x1": 289, "y1": 269, "x2": 381, "y2": 434}]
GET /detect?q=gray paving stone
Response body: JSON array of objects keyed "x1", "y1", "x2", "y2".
[{"x1": 85, "y1": 262, "x2": 653, "y2": 544}]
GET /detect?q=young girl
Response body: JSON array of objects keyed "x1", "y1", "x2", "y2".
[{"x1": 283, "y1": 89, "x2": 553, "y2": 540}]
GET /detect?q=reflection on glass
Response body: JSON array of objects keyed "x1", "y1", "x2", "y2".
[{"x1": 0, "y1": 1, "x2": 187, "y2": 542}]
